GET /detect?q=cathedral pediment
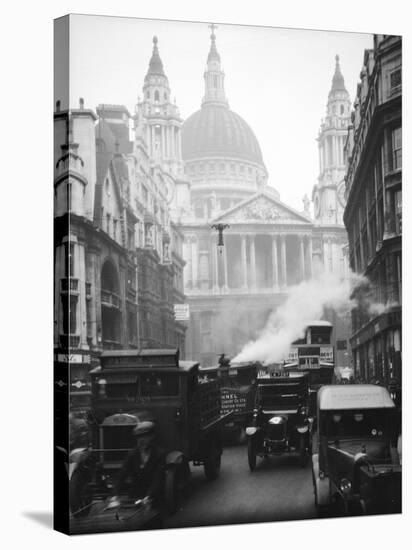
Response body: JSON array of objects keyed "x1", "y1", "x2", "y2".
[{"x1": 212, "y1": 192, "x2": 312, "y2": 225}]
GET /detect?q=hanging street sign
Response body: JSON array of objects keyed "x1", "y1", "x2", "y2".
[{"x1": 174, "y1": 303, "x2": 190, "y2": 321}]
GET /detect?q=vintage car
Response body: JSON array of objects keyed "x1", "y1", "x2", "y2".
[
  {"x1": 69, "y1": 349, "x2": 231, "y2": 526},
  {"x1": 312, "y1": 384, "x2": 401, "y2": 516},
  {"x1": 246, "y1": 373, "x2": 311, "y2": 470},
  {"x1": 199, "y1": 361, "x2": 259, "y2": 442}
]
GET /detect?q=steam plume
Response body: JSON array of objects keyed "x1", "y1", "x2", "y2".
[{"x1": 233, "y1": 271, "x2": 387, "y2": 365}]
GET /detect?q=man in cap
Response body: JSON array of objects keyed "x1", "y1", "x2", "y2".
[{"x1": 110, "y1": 419, "x2": 165, "y2": 508}]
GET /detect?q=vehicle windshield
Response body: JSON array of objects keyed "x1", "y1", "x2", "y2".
[
  {"x1": 139, "y1": 373, "x2": 179, "y2": 397},
  {"x1": 99, "y1": 372, "x2": 180, "y2": 400},
  {"x1": 257, "y1": 380, "x2": 306, "y2": 410},
  {"x1": 222, "y1": 368, "x2": 255, "y2": 389},
  {"x1": 324, "y1": 409, "x2": 391, "y2": 439}
]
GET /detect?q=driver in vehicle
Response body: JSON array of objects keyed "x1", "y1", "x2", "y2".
[{"x1": 108, "y1": 420, "x2": 165, "y2": 509}]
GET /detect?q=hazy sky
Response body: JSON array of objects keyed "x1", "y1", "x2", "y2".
[{"x1": 67, "y1": 14, "x2": 373, "y2": 212}]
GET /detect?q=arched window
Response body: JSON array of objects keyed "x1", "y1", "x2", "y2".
[
  {"x1": 146, "y1": 90, "x2": 150, "y2": 99},
  {"x1": 101, "y1": 261, "x2": 120, "y2": 294},
  {"x1": 154, "y1": 90, "x2": 160, "y2": 102},
  {"x1": 213, "y1": 75, "x2": 218, "y2": 88},
  {"x1": 164, "y1": 92, "x2": 167, "y2": 100},
  {"x1": 340, "y1": 105, "x2": 345, "y2": 115},
  {"x1": 100, "y1": 260, "x2": 121, "y2": 346}
]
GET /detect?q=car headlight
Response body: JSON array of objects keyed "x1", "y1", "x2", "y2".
[
  {"x1": 246, "y1": 427, "x2": 257, "y2": 436},
  {"x1": 297, "y1": 425, "x2": 309, "y2": 434},
  {"x1": 340, "y1": 478, "x2": 352, "y2": 494}
]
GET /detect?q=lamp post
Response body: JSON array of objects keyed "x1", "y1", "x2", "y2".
[{"x1": 211, "y1": 223, "x2": 230, "y2": 254}]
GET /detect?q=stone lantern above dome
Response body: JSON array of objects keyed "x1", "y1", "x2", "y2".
[{"x1": 181, "y1": 26, "x2": 275, "y2": 219}]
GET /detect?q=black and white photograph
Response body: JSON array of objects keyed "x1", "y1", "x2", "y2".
[{"x1": 52, "y1": 12, "x2": 402, "y2": 536}]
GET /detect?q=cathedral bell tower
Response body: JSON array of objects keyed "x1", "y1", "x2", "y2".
[
  {"x1": 202, "y1": 24, "x2": 229, "y2": 107},
  {"x1": 134, "y1": 36, "x2": 183, "y2": 178},
  {"x1": 313, "y1": 55, "x2": 351, "y2": 225}
]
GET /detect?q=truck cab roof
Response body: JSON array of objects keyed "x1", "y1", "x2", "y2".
[{"x1": 92, "y1": 349, "x2": 199, "y2": 374}]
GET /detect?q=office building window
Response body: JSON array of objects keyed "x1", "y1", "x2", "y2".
[
  {"x1": 65, "y1": 242, "x2": 74, "y2": 278},
  {"x1": 392, "y1": 127, "x2": 402, "y2": 170},
  {"x1": 390, "y1": 69, "x2": 401, "y2": 90},
  {"x1": 395, "y1": 190, "x2": 402, "y2": 234}
]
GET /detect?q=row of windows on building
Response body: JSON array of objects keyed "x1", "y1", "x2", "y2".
[
  {"x1": 353, "y1": 327, "x2": 401, "y2": 383},
  {"x1": 186, "y1": 161, "x2": 259, "y2": 179},
  {"x1": 348, "y1": 131, "x2": 401, "y2": 274},
  {"x1": 331, "y1": 103, "x2": 348, "y2": 116},
  {"x1": 146, "y1": 89, "x2": 168, "y2": 102},
  {"x1": 351, "y1": 251, "x2": 402, "y2": 334},
  {"x1": 105, "y1": 174, "x2": 168, "y2": 228},
  {"x1": 349, "y1": 68, "x2": 401, "y2": 181}
]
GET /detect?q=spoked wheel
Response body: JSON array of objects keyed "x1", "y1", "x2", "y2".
[
  {"x1": 204, "y1": 442, "x2": 222, "y2": 481},
  {"x1": 248, "y1": 438, "x2": 257, "y2": 471},
  {"x1": 70, "y1": 468, "x2": 93, "y2": 518}
]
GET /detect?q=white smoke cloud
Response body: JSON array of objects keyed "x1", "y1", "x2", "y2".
[{"x1": 233, "y1": 270, "x2": 381, "y2": 365}]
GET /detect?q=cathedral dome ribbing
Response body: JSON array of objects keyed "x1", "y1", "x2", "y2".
[
  {"x1": 182, "y1": 27, "x2": 265, "y2": 169},
  {"x1": 182, "y1": 104, "x2": 264, "y2": 165}
]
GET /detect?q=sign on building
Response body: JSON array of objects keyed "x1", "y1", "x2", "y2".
[{"x1": 174, "y1": 303, "x2": 190, "y2": 321}]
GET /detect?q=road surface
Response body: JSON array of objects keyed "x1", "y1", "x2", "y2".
[{"x1": 164, "y1": 444, "x2": 318, "y2": 529}]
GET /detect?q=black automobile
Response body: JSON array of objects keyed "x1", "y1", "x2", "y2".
[
  {"x1": 312, "y1": 384, "x2": 401, "y2": 516},
  {"x1": 246, "y1": 373, "x2": 311, "y2": 470}
]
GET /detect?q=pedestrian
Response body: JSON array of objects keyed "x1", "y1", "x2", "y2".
[{"x1": 108, "y1": 420, "x2": 165, "y2": 509}]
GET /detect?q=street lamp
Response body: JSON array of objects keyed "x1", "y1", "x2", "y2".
[{"x1": 211, "y1": 223, "x2": 230, "y2": 254}]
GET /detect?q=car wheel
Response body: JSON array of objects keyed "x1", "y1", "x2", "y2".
[
  {"x1": 298, "y1": 437, "x2": 309, "y2": 468},
  {"x1": 248, "y1": 438, "x2": 257, "y2": 471},
  {"x1": 165, "y1": 467, "x2": 179, "y2": 513},
  {"x1": 70, "y1": 468, "x2": 92, "y2": 518},
  {"x1": 314, "y1": 487, "x2": 328, "y2": 518},
  {"x1": 204, "y1": 442, "x2": 221, "y2": 481}
]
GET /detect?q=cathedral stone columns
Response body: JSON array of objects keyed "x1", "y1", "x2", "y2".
[
  {"x1": 280, "y1": 235, "x2": 287, "y2": 287},
  {"x1": 306, "y1": 236, "x2": 313, "y2": 279},
  {"x1": 191, "y1": 238, "x2": 198, "y2": 288},
  {"x1": 299, "y1": 235, "x2": 306, "y2": 281},
  {"x1": 272, "y1": 235, "x2": 278, "y2": 289},
  {"x1": 213, "y1": 242, "x2": 219, "y2": 291},
  {"x1": 250, "y1": 236, "x2": 257, "y2": 289},
  {"x1": 223, "y1": 242, "x2": 229, "y2": 290},
  {"x1": 241, "y1": 235, "x2": 248, "y2": 289}
]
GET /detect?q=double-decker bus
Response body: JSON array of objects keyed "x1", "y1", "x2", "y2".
[{"x1": 282, "y1": 321, "x2": 335, "y2": 415}]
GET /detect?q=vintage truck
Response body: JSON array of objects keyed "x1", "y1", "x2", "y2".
[
  {"x1": 69, "y1": 349, "x2": 230, "y2": 529},
  {"x1": 199, "y1": 361, "x2": 259, "y2": 442}
]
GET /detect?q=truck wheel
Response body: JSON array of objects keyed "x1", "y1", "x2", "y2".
[
  {"x1": 248, "y1": 438, "x2": 257, "y2": 471},
  {"x1": 238, "y1": 427, "x2": 247, "y2": 444},
  {"x1": 70, "y1": 469, "x2": 92, "y2": 518},
  {"x1": 204, "y1": 443, "x2": 221, "y2": 481}
]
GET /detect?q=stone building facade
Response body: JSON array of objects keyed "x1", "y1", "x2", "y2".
[
  {"x1": 178, "y1": 30, "x2": 351, "y2": 366},
  {"x1": 54, "y1": 39, "x2": 187, "y2": 405},
  {"x1": 343, "y1": 35, "x2": 402, "y2": 383}
]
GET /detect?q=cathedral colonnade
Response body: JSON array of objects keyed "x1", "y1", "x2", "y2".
[{"x1": 183, "y1": 232, "x2": 314, "y2": 292}]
